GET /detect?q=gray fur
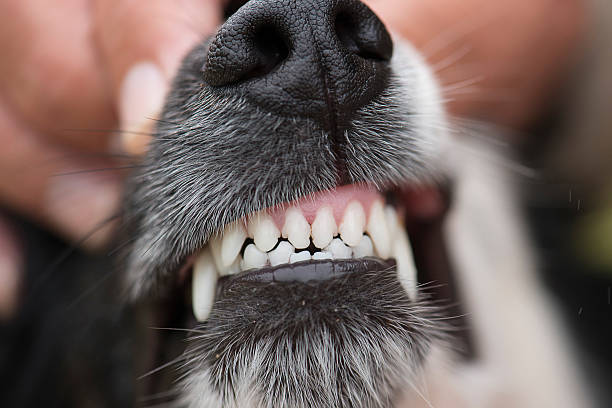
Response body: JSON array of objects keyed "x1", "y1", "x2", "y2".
[
  {"x1": 180, "y1": 270, "x2": 450, "y2": 408},
  {"x1": 121, "y1": 34, "x2": 451, "y2": 406}
]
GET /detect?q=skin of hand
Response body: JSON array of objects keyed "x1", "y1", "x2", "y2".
[
  {"x1": 0, "y1": 0, "x2": 585, "y2": 319},
  {"x1": 364, "y1": 0, "x2": 586, "y2": 127},
  {"x1": 0, "y1": 0, "x2": 224, "y2": 318}
]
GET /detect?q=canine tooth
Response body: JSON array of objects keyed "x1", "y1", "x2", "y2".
[
  {"x1": 339, "y1": 201, "x2": 366, "y2": 247},
  {"x1": 269, "y1": 241, "x2": 294, "y2": 266},
  {"x1": 311, "y1": 206, "x2": 336, "y2": 249},
  {"x1": 220, "y1": 259, "x2": 241, "y2": 277},
  {"x1": 282, "y1": 207, "x2": 310, "y2": 249},
  {"x1": 248, "y1": 215, "x2": 280, "y2": 252},
  {"x1": 312, "y1": 251, "x2": 333, "y2": 260},
  {"x1": 192, "y1": 248, "x2": 218, "y2": 322},
  {"x1": 242, "y1": 244, "x2": 268, "y2": 270},
  {"x1": 325, "y1": 238, "x2": 352, "y2": 259},
  {"x1": 353, "y1": 235, "x2": 374, "y2": 258},
  {"x1": 394, "y1": 226, "x2": 418, "y2": 301},
  {"x1": 367, "y1": 201, "x2": 392, "y2": 259},
  {"x1": 220, "y1": 223, "x2": 247, "y2": 267},
  {"x1": 209, "y1": 235, "x2": 225, "y2": 271},
  {"x1": 385, "y1": 205, "x2": 399, "y2": 239},
  {"x1": 290, "y1": 251, "x2": 311, "y2": 263}
]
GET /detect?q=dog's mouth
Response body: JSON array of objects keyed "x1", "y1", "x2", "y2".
[{"x1": 176, "y1": 183, "x2": 452, "y2": 324}]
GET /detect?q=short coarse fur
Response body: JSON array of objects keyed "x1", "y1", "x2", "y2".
[{"x1": 180, "y1": 269, "x2": 449, "y2": 408}]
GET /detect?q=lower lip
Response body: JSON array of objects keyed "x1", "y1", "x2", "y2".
[{"x1": 220, "y1": 257, "x2": 397, "y2": 284}]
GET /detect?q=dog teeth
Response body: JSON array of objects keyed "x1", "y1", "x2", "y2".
[
  {"x1": 202, "y1": 190, "x2": 415, "y2": 300},
  {"x1": 311, "y1": 206, "x2": 336, "y2": 249},
  {"x1": 290, "y1": 251, "x2": 311, "y2": 263},
  {"x1": 325, "y1": 237, "x2": 352, "y2": 259},
  {"x1": 248, "y1": 214, "x2": 280, "y2": 252},
  {"x1": 282, "y1": 207, "x2": 311, "y2": 249},
  {"x1": 269, "y1": 241, "x2": 294, "y2": 266},
  {"x1": 352, "y1": 235, "x2": 374, "y2": 258},
  {"x1": 393, "y1": 222, "x2": 417, "y2": 301},
  {"x1": 367, "y1": 200, "x2": 392, "y2": 259},
  {"x1": 339, "y1": 201, "x2": 365, "y2": 247},
  {"x1": 192, "y1": 248, "x2": 218, "y2": 322},
  {"x1": 312, "y1": 251, "x2": 332, "y2": 260},
  {"x1": 220, "y1": 222, "x2": 247, "y2": 267},
  {"x1": 242, "y1": 244, "x2": 268, "y2": 270}
]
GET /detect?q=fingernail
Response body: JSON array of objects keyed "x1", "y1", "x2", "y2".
[
  {"x1": 46, "y1": 174, "x2": 121, "y2": 250},
  {"x1": 0, "y1": 219, "x2": 21, "y2": 321},
  {"x1": 118, "y1": 62, "x2": 167, "y2": 156}
]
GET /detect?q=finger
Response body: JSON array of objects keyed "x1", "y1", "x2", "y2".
[
  {"x1": 93, "y1": 0, "x2": 224, "y2": 155},
  {"x1": 0, "y1": 216, "x2": 21, "y2": 321},
  {"x1": 0, "y1": 97, "x2": 121, "y2": 249},
  {"x1": 0, "y1": 0, "x2": 116, "y2": 151}
]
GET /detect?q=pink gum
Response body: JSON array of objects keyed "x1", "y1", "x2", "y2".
[{"x1": 254, "y1": 184, "x2": 384, "y2": 230}]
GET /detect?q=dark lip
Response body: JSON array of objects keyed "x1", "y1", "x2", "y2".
[{"x1": 219, "y1": 257, "x2": 397, "y2": 284}]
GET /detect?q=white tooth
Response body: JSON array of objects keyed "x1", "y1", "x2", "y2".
[
  {"x1": 325, "y1": 238, "x2": 352, "y2": 259},
  {"x1": 219, "y1": 258, "x2": 241, "y2": 277},
  {"x1": 385, "y1": 205, "x2": 399, "y2": 239},
  {"x1": 209, "y1": 235, "x2": 225, "y2": 271},
  {"x1": 248, "y1": 215, "x2": 280, "y2": 252},
  {"x1": 311, "y1": 206, "x2": 337, "y2": 249},
  {"x1": 312, "y1": 251, "x2": 333, "y2": 260},
  {"x1": 220, "y1": 222, "x2": 247, "y2": 268},
  {"x1": 241, "y1": 244, "x2": 268, "y2": 270},
  {"x1": 192, "y1": 248, "x2": 218, "y2": 322},
  {"x1": 352, "y1": 235, "x2": 374, "y2": 258},
  {"x1": 290, "y1": 251, "x2": 311, "y2": 263},
  {"x1": 339, "y1": 201, "x2": 365, "y2": 247},
  {"x1": 282, "y1": 207, "x2": 311, "y2": 249},
  {"x1": 394, "y1": 226, "x2": 417, "y2": 301},
  {"x1": 269, "y1": 241, "x2": 295, "y2": 266},
  {"x1": 366, "y1": 201, "x2": 392, "y2": 259}
]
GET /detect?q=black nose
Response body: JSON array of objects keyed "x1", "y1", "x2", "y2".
[{"x1": 203, "y1": 0, "x2": 393, "y2": 130}]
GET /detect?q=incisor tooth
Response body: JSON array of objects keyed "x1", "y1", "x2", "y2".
[
  {"x1": 248, "y1": 215, "x2": 280, "y2": 252},
  {"x1": 311, "y1": 206, "x2": 336, "y2": 249},
  {"x1": 326, "y1": 238, "x2": 352, "y2": 259},
  {"x1": 367, "y1": 201, "x2": 392, "y2": 259},
  {"x1": 220, "y1": 222, "x2": 247, "y2": 267},
  {"x1": 242, "y1": 244, "x2": 268, "y2": 270},
  {"x1": 269, "y1": 241, "x2": 294, "y2": 266},
  {"x1": 394, "y1": 226, "x2": 417, "y2": 301},
  {"x1": 192, "y1": 248, "x2": 218, "y2": 322},
  {"x1": 290, "y1": 251, "x2": 311, "y2": 263},
  {"x1": 339, "y1": 201, "x2": 366, "y2": 247},
  {"x1": 353, "y1": 235, "x2": 374, "y2": 258},
  {"x1": 312, "y1": 251, "x2": 332, "y2": 260},
  {"x1": 282, "y1": 207, "x2": 310, "y2": 249}
]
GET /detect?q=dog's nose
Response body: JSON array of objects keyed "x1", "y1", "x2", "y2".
[{"x1": 203, "y1": 0, "x2": 392, "y2": 129}]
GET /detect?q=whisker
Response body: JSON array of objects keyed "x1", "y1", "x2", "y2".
[
  {"x1": 25, "y1": 212, "x2": 122, "y2": 301},
  {"x1": 52, "y1": 165, "x2": 143, "y2": 177},
  {"x1": 138, "y1": 354, "x2": 189, "y2": 380}
]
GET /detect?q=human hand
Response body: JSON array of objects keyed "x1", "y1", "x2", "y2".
[
  {"x1": 0, "y1": 0, "x2": 224, "y2": 318},
  {"x1": 364, "y1": 0, "x2": 585, "y2": 128}
]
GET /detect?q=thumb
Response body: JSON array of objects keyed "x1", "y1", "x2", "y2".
[{"x1": 93, "y1": 0, "x2": 224, "y2": 155}]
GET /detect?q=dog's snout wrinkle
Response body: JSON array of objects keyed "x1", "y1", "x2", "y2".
[{"x1": 203, "y1": 0, "x2": 392, "y2": 132}]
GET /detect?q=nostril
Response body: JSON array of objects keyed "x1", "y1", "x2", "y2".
[
  {"x1": 249, "y1": 25, "x2": 290, "y2": 80},
  {"x1": 203, "y1": 21, "x2": 290, "y2": 87},
  {"x1": 334, "y1": 9, "x2": 392, "y2": 62}
]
